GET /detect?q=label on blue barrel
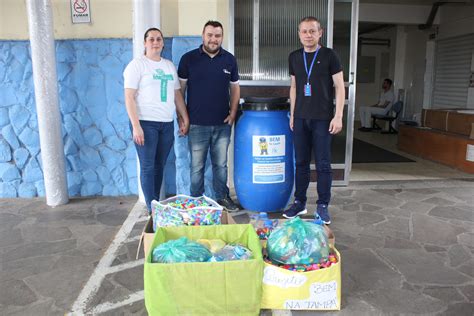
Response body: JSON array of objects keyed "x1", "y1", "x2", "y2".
[{"x1": 252, "y1": 135, "x2": 285, "y2": 183}]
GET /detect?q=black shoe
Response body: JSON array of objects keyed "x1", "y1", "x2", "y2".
[
  {"x1": 217, "y1": 196, "x2": 240, "y2": 212},
  {"x1": 358, "y1": 127, "x2": 373, "y2": 132},
  {"x1": 283, "y1": 200, "x2": 307, "y2": 219}
]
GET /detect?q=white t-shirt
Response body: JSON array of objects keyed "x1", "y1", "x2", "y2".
[
  {"x1": 123, "y1": 56, "x2": 180, "y2": 122},
  {"x1": 377, "y1": 90, "x2": 396, "y2": 108}
]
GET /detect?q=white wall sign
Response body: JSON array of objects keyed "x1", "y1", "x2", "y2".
[
  {"x1": 70, "y1": 0, "x2": 91, "y2": 24},
  {"x1": 466, "y1": 144, "x2": 474, "y2": 162},
  {"x1": 252, "y1": 135, "x2": 285, "y2": 184}
]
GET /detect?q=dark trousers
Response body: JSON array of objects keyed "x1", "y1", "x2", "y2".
[
  {"x1": 133, "y1": 120, "x2": 174, "y2": 212},
  {"x1": 293, "y1": 118, "x2": 332, "y2": 206}
]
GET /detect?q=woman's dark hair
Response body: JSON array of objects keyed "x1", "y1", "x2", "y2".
[
  {"x1": 143, "y1": 28, "x2": 164, "y2": 55},
  {"x1": 144, "y1": 27, "x2": 163, "y2": 41}
]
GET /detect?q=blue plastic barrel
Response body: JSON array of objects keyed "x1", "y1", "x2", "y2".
[{"x1": 234, "y1": 97, "x2": 294, "y2": 212}]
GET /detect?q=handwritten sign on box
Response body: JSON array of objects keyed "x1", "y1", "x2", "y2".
[{"x1": 261, "y1": 248, "x2": 341, "y2": 311}]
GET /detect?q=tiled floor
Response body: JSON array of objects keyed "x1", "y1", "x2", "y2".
[
  {"x1": 259, "y1": 178, "x2": 474, "y2": 315},
  {"x1": 0, "y1": 196, "x2": 138, "y2": 315},
  {"x1": 350, "y1": 125, "x2": 474, "y2": 182},
  {"x1": 1, "y1": 131, "x2": 473, "y2": 315}
]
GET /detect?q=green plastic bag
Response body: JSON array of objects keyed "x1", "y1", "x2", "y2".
[
  {"x1": 267, "y1": 217, "x2": 330, "y2": 265},
  {"x1": 151, "y1": 237, "x2": 212, "y2": 263},
  {"x1": 144, "y1": 224, "x2": 263, "y2": 316}
]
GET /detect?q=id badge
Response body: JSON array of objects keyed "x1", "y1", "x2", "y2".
[{"x1": 304, "y1": 83, "x2": 312, "y2": 97}]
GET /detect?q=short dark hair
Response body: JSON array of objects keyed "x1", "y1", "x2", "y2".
[
  {"x1": 384, "y1": 78, "x2": 393, "y2": 87},
  {"x1": 203, "y1": 20, "x2": 223, "y2": 33},
  {"x1": 298, "y1": 16, "x2": 321, "y2": 30}
]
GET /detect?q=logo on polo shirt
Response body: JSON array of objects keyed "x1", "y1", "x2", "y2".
[{"x1": 223, "y1": 69, "x2": 231, "y2": 74}]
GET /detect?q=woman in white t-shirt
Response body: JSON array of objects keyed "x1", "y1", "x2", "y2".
[{"x1": 123, "y1": 28, "x2": 189, "y2": 214}]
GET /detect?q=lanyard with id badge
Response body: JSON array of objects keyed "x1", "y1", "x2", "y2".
[{"x1": 303, "y1": 46, "x2": 320, "y2": 97}]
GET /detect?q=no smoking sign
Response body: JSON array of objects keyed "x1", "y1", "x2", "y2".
[{"x1": 70, "y1": 0, "x2": 91, "y2": 24}]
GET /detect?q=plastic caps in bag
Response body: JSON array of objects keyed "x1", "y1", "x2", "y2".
[
  {"x1": 151, "y1": 237, "x2": 212, "y2": 263},
  {"x1": 267, "y1": 217, "x2": 329, "y2": 265},
  {"x1": 196, "y1": 239, "x2": 227, "y2": 253},
  {"x1": 152, "y1": 195, "x2": 223, "y2": 231},
  {"x1": 250, "y1": 212, "x2": 279, "y2": 240},
  {"x1": 212, "y1": 244, "x2": 253, "y2": 261}
]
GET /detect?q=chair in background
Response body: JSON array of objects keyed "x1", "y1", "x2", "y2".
[{"x1": 371, "y1": 101, "x2": 404, "y2": 134}]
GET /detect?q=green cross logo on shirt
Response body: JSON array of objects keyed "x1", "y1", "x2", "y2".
[{"x1": 153, "y1": 69, "x2": 173, "y2": 102}]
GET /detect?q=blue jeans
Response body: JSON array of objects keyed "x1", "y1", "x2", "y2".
[
  {"x1": 133, "y1": 120, "x2": 174, "y2": 212},
  {"x1": 188, "y1": 124, "x2": 231, "y2": 199},
  {"x1": 293, "y1": 118, "x2": 332, "y2": 206}
]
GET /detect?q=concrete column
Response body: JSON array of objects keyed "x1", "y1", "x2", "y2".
[
  {"x1": 133, "y1": 0, "x2": 161, "y2": 203},
  {"x1": 133, "y1": 0, "x2": 161, "y2": 58},
  {"x1": 422, "y1": 40, "x2": 435, "y2": 110},
  {"x1": 26, "y1": 0, "x2": 68, "y2": 206},
  {"x1": 393, "y1": 25, "x2": 407, "y2": 97},
  {"x1": 467, "y1": 52, "x2": 474, "y2": 109}
]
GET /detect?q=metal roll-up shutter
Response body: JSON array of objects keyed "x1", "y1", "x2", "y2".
[{"x1": 433, "y1": 33, "x2": 474, "y2": 109}]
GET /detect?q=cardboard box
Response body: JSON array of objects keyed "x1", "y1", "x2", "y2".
[
  {"x1": 137, "y1": 211, "x2": 236, "y2": 259},
  {"x1": 261, "y1": 223, "x2": 340, "y2": 311},
  {"x1": 144, "y1": 224, "x2": 263, "y2": 316},
  {"x1": 261, "y1": 248, "x2": 341, "y2": 311}
]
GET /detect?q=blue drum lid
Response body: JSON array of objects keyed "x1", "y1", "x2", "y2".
[{"x1": 242, "y1": 97, "x2": 289, "y2": 111}]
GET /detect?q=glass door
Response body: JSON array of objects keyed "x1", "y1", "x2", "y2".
[
  {"x1": 230, "y1": 0, "x2": 359, "y2": 186},
  {"x1": 331, "y1": 0, "x2": 359, "y2": 185}
]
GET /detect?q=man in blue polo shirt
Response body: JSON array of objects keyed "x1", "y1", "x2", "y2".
[{"x1": 178, "y1": 20, "x2": 241, "y2": 211}]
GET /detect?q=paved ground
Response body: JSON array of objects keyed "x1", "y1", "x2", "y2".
[
  {"x1": 1, "y1": 179, "x2": 473, "y2": 315},
  {"x1": 0, "y1": 196, "x2": 138, "y2": 315}
]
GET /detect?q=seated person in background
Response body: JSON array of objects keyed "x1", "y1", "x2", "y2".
[{"x1": 358, "y1": 78, "x2": 395, "y2": 131}]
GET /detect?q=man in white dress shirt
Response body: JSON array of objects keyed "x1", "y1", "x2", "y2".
[{"x1": 358, "y1": 78, "x2": 396, "y2": 131}]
